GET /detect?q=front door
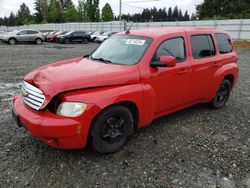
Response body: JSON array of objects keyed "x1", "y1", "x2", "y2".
[
  {"x1": 148, "y1": 35, "x2": 192, "y2": 116},
  {"x1": 16, "y1": 30, "x2": 29, "y2": 41}
]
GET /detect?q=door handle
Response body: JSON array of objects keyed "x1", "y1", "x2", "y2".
[
  {"x1": 211, "y1": 62, "x2": 220, "y2": 68},
  {"x1": 178, "y1": 69, "x2": 189, "y2": 75}
]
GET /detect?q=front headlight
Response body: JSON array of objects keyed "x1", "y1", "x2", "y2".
[{"x1": 57, "y1": 102, "x2": 87, "y2": 117}]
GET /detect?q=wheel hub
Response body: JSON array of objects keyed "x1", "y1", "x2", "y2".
[{"x1": 101, "y1": 116, "x2": 126, "y2": 144}]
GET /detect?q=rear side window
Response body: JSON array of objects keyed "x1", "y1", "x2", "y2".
[
  {"x1": 27, "y1": 30, "x2": 38, "y2": 34},
  {"x1": 153, "y1": 37, "x2": 186, "y2": 63},
  {"x1": 215, "y1": 33, "x2": 233, "y2": 54},
  {"x1": 191, "y1": 35, "x2": 216, "y2": 59}
]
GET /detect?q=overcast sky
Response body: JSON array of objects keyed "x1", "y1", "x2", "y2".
[{"x1": 0, "y1": 0, "x2": 204, "y2": 18}]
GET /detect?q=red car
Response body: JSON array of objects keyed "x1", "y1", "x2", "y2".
[
  {"x1": 12, "y1": 27, "x2": 238, "y2": 154},
  {"x1": 47, "y1": 31, "x2": 68, "y2": 42}
]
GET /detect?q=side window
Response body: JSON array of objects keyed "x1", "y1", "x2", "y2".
[
  {"x1": 191, "y1": 35, "x2": 216, "y2": 59},
  {"x1": 72, "y1": 32, "x2": 79, "y2": 36},
  {"x1": 18, "y1": 30, "x2": 27, "y2": 35},
  {"x1": 215, "y1": 33, "x2": 233, "y2": 54},
  {"x1": 153, "y1": 37, "x2": 186, "y2": 63},
  {"x1": 27, "y1": 30, "x2": 38, "y2": 34}
]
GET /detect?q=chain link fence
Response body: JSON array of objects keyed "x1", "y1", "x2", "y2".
[{"x1": 1, "y1": 19, "x2": 250, "y2": 40}]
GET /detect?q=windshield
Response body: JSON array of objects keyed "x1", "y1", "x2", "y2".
[
  {"x1": 93, "y1": 31, "x2": 103, "y2": 35},
  {"x1": 90, "y1": 35, "x2": 152, "y2": 65},
  {"x1": 102, "y1": 32, "x2": 111, "y2": 36},
  {"x1": 65, "y1": 31, "x2": 73, "y2": 35},
  {"x1": 55, "y1": 31, "x2": 62, "y2": 35}
]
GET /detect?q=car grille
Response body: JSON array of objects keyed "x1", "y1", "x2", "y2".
[{"x1": 21, "y1": 81, "x2": 45, "y2": 110}]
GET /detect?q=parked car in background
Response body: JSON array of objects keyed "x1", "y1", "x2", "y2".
[
  {"x1": 57, "y1": 31, "x2": 90, "y2": 44},
  {"x1": 2, "y1": 29, "x2": 44, "y2": 45},
  {"x1": 90, "y1": 31, "x2": 104, "y2": 42},
  {"x1": 0, "y1": 31, "x2": 9, "y2": 41},
  {"x1": 87, "y1": 31, "x2": 94, "y2": 35},
  {"x1": 12, "y1": 27, "x2": 238, "y2": 154},
  {"x1": 47, "y1": 31, "x2": 68, "y2": 42},
  {"x1": 42, "y1": 31, "x2": 55, "y2": 41},
  {"x1": 95, "y1": 31, "x2": 117, "y2": 43}
]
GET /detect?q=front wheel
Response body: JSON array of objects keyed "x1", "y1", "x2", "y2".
[
  {"x1": 64, "y1": 39, "x2": 70, "y2": 44},
  {"x1": 210, "y1": 79, "x2": 231, "y2": 109},
  {"x1": 8, "y1": 38, "x2": 16, "y2": 45},
  {"x1": 90, "y1": 106, "x2": 133, "y2": 154}
]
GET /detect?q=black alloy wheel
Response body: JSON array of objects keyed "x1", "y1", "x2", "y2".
[
  {"x1": 90, "y1": 106, "x2": 133, "y2": 154},
  {"x1": 211, "y1": 79, "x2": 231, "y2": 109}
]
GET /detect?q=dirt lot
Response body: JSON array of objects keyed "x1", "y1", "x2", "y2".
[{"x1": 0, "y1": 41, "x2": 249, "y2": 188}]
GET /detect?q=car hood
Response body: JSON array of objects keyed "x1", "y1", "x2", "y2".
[
  {"x1": 24, "y1": 57, "x2": 141, "y2": 109},
  {"x1": 98, "y1": 35, "x2": 107, "y2": 39}
]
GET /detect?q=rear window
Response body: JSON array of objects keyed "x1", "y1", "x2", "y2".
[
  {"x1": 191, "y1": 34, "x2": 216, "y2": 59},
  {"x1": 215, "y1": 33, "x2": 233, "y2": 54}
]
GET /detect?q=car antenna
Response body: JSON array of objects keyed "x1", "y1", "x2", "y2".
[{"x1": 125, "y1": 22, "x2": 134, "y2": 34}]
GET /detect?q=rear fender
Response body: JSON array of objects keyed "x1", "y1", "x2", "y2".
[{"x1": 211, "y1": 63, "x2": 239, "y2": 99}]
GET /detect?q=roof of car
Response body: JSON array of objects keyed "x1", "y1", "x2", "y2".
[{"x1": 119, "y1": 27, "x2": 225, "y2": 39}]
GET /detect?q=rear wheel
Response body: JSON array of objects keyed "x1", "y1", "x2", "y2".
[
  {"x1": 8, "y1": 38, "x2": 16, "y2": 45},
  {"x1": 90, "y1": 106, "x2": 133, "y2": 154},
  {"x1": 35, "y1": 38, "x2": 42, "y2": 45},
  {"x1": 210, "y1": 79, "x2": 231, "y2": 109},
  {"x1": 83, "y1": 38, "x2": 88, "y2": 44}
]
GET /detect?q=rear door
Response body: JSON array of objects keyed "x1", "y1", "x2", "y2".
[
  {"x1": 187, "y1": 32, "x2": 220, "y2": 101},
  {"x1": 27, "y1": 30, "x2": 39, "y2": 41},
  {"x1": 71, "y1": 32, "x2": 81, "y2": 41}
]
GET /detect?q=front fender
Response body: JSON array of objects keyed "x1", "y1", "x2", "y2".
[{"x1": 59, "y1": 84, "x2": 156, "y2": 127}]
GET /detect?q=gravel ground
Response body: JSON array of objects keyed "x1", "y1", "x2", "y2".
[{"x1": 0, "y1": 41, "x2": 249, "y2": 188}]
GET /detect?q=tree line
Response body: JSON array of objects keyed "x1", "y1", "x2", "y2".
[
  {"x1": 119, "y1": 6, "x2": 194, "y2": 22},
  {"x1": 1, "y1": 0, "x2": 250, "y2": 26},
  {"x1": 0, "y1": 0, "x2": 114, "y2": 26},
  {"x1": 196, "y1": 0, "x2": 250, "y2": 19}
]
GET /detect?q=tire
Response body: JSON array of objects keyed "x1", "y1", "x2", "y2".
[
  {"x1": 83, "y1": 38, "x2": 88, "y2": 44},
  {"x1": 90, "y1": 106, "x2": 133, "y2": 154},
  {"x1": 35, "y1": 38, "x2": 42, "y2": 45},
  {"x1": 64, "y1": 39, "x2": 70, "y2": 44},
  {"x1": 210, "y1": 79, "x2": 231, "y2": 109},
  {"x1": 8, "y1": 38, "x2": 16, "y2": 45}
]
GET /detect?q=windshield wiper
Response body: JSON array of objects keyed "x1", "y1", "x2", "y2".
[{"x1": 91, "y1": 57, "x2": 113, "y2": 64}]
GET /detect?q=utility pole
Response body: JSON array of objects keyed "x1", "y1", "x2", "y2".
[{"x1": 119, "y1": 0, "x2": 122, "y2": 21}]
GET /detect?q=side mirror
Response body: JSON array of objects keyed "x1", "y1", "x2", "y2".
[
  {"x1": 151, "y1": 56, "x2": 177, "y2": 68},
  {"x1": 159, "y1": 56, "x2": 177, "y2": 67},
  {"x1": 16, "y1": 33, "x2": 20, "y2": 35}
]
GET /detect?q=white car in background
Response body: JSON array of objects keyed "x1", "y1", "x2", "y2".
[
  {"x1": 0, "y1": 31, "x2": 9, "y2": 40},
  {"x1": 95, "y1": 31, "x2": 117, "y2": 43},
  {"x1": 90, "y1": 31, "x2": 104, "y2": 42}
]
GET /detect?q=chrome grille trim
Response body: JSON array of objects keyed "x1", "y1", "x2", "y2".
[{"x1": 21, "y1": 81, "x2": 45, "y2": 110}]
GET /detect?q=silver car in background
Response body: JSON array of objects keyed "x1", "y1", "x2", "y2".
[{"x1": 2, "y1": 29, "x2": 44, "y2": 45}]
